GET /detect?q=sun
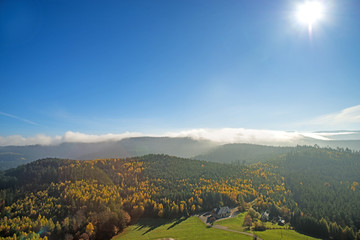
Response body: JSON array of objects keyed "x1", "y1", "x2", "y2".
[{"x1": 296, "y1": 1, "x2": 325, "y2": 31}]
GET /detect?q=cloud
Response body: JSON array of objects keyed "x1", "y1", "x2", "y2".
[
  {"x1": 0, "y1": 131, "x2": 143, "y2": 146},
  {"x1": 166, "y1": 128, "x2": 307, "y2": 143},
  {"x1": 308, "y1": 105, "x2": 360, "y2": 129},
  {"x1": 0, "y1": 134, "x2": 54, "y2": 146},
  {"x1": 61, "y1": 131, "x2": 143, "y2": 143},
  {"x1": 1, "y1": 128, "x2": 358, "y2": 147},
  {"x1": 3, "y1": 105, "x2": 360, "y2": 148},
  {"x1": 0, "y1": 111, "x2": 39, "y2": 126}
]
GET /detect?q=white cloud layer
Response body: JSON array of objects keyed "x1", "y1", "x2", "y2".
[
  {"x1": 0, "y1": 129, "x2": 358, "y2": 147},
  {"x1": 1, "y1": 105, "x2": 359, "y2": 146},
  {"x1": 166, "y1": 128, "x2": 306, "y2": 143},
  {"x1": 0, "y1": 131, "x2": 143, "y2": 146},
  {"x1": 309, "y1": 105, "x2": 360, "y2": 129}
]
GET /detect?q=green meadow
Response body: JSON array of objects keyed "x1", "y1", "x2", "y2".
[
  {"x1": 113, "y1": 216, "x2": 252, "y2": 240},
  {"x1": 114, "y1": 215, "x2": 321, "y2": 240},
  {"x1": 215, "y1": 212, "x2": 246, "y2": 231},
  {"x1": 256, "y1": 229, "x2": 321, "y2": 240},
  {"x1": 215, "y1": 213, "x2": 319, "y2": 240}
]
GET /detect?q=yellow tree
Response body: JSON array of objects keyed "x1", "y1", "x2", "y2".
[
  {"x1": 157, "y1": 204, "x2": 164, "y2": 217},
  {"x1": 85, "y1": 222, "x2": 94, "y2": 236}
]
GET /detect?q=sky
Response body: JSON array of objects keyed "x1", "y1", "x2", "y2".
[{"x1": 1, "y1": 0, "x2": 360, "y2": 145}]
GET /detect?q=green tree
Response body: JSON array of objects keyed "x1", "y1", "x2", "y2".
[
  {"x1": 355, "y1": 230, "x2": 360, "y2": 240},
  {"x1": 330, "y1": 222, "x2": 342, "y2": 240},
  {"x1": 319, "y1": 218, "x2": 329, "y2": 238},
  {"x1": 342, "y1": 226, "x2": 355, "y2": 240},
  {"x1": 237, "y1": 194, "x2": 246, "y2": 212},
  {"x1": 243, "y1": 214, "x2": 252, "y2": 229}
]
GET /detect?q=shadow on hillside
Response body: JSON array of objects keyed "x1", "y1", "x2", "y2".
[
  {"x1": 167, "y1": 216, "x2": 189, "y2": 230},
  {"x1": 132, "y1": 217, "x2": 188, "y2": 235}
]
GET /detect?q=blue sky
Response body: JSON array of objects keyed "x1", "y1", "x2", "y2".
[{"x1": 1, "y1": 0, "x2": 360, "y2": 142}]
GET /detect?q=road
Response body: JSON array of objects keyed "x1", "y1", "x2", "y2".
[
  {"x1": 212, "y1": 225, "x2": 264, "y2": 240},
  {"x1": 197, "y1": 209, "x2": 264, "y2": 240}
]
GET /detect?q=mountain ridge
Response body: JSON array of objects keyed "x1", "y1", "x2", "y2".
[{"x1": 1, "y1": 136, "x2": 360, "y2": 170}]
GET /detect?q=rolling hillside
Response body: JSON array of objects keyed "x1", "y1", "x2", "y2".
[
  {"x1": 2, "y1": 135, "x2": 360, "y2": 170},
  {"x1": 0, "y1": 137, "x2": 217, "y2": 170},
  {"x1": 195, "y1": 143, "x2": 292, "y2": 164},
  {"x1": 1, "y1": 147, "x2": 360, "y2": 239}
]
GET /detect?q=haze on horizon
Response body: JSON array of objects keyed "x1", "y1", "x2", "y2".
[{"x1": 1, "y1": 0, "x2": 359, "y2": 145}]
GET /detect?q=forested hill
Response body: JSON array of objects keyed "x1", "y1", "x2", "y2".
[
  {"x1": 195, "y1": 143, "x2": 292, "y2": 164},
  {"x1": 1, "y1": 136, "x2": 360, "y2": 171},
  {"x1": 0, "y1": 154, "x2": 293, "y2": 239},
  {"x1": 278, "y1": 146, "x2": 360, "y2": 232},
  {"x1": 0, "y1": 137, "x2": 217, "y2": 170},
  {"x1": 0, "y1": 147, "x2": 360, "y2": 240}
]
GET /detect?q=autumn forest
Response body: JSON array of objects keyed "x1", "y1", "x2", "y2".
[{"x1": 0, "y1": 146, "x2": 360, "y2": 240}]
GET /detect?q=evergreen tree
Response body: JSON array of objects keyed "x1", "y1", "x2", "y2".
[
  {"x1": 343, "y1": 226, "x2": 355, "y2": 240},
  {"x1": 319, "y1": 218, "x2": 329, "y2": 238}
]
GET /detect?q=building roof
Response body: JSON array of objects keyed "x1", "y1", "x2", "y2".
[
  {"x1": 261, "y1": 211, "x2": 269, "y2": 217},
  {"x1": 215, "y1": 206, "x2": 230, "y2": 215}
]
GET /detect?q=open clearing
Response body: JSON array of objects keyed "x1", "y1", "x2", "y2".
[
  {"x1": 113, "y1": 216, "x2": 252, "y2": 240},
  {"x1": 215, "y1": 212, "x2": 246, "y2": 231},
  {"x1": 256, "y1": 229, "x2": 320, "y2": 240},
  {"x1": 114, "y1": 214, "x2": 321, "y2": 240}
]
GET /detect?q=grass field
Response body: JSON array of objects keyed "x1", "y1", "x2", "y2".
[
  {"x1": 214, "y1": 212, "x2": 318, "y2": 240},
  {"x1": 114, "y1": 215, "x2": 322, "y2": 240},
  {"x1": 215, "y1": 212, "x2": 288, "y2": 230},
  {"x1": 263, "y1": 221, "x2": 288, "y2": 229},
  {"x1": 256, "y1": 229, "x2": 321, "y2": 240},
  {"x1": 113, "y1": 216, "x2": 252, "y2": 240},
  {"x1": 215, "y1": 212, "x2": 246, "y2": 231}
]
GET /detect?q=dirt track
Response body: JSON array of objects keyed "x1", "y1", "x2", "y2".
[{"x1": 197, "y1": 209, "x2": 263, "y2": 240}]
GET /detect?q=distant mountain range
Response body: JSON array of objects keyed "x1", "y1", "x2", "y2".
[
  {"x1": 0, "y1": 137, "x2": 217, "y2": 170},
  {"x1": 194, "y1": 143, "x2": 292, "y2": 164},
  {"x1": 0, "y1": 135, "x2": 359, "y2": 170}
]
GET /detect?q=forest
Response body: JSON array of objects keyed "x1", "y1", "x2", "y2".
[{"x1": 0, "y1": 146, "x2": 359, "y2": 239}]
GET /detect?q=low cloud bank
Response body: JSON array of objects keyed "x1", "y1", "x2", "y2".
[
  {"x1": 309, "y1": 105, "x2": 360, "y2": 129},
  {"x1": 166, "y1": 128, "x2": 316, "y2": 144},
  {"x1": 0, "y1": 131, "x2": 143, "y2": 146},
  {"x1": 0, "y1": 129, "x2": 358, "y2": 147}
]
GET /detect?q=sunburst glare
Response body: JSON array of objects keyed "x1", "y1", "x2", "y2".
[{"x1": 296, "y1": 1, "x2": 325, "y2": 36}]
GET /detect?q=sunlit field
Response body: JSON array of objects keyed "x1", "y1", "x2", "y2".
[
  {"x1": 215, "y1": 212, "x2": 246, "y2": 231},
  {"x1": 114, "y1": 216, "x2": 252, "y2": 240},
  {"x1": 256, "y1": 229, "x2": 320, "y2": 240},
  {"x1": 115, "y1": 215, "x2": 321, "y2": 240}
]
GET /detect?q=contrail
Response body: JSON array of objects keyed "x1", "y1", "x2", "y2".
[{"x1": 0, "y1": 111, "x2": 39, "y2": 126}]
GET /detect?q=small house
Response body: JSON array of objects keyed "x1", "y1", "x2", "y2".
[
  {"x1": 278, "y1": 216, "x2": 285, "y2": 226},
  {"x1": 211, "y1": 206, "x2": 231, "y2": 219},
  {"x1": 261, "y1": 211, "x2": 269, "y2": 221}
]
